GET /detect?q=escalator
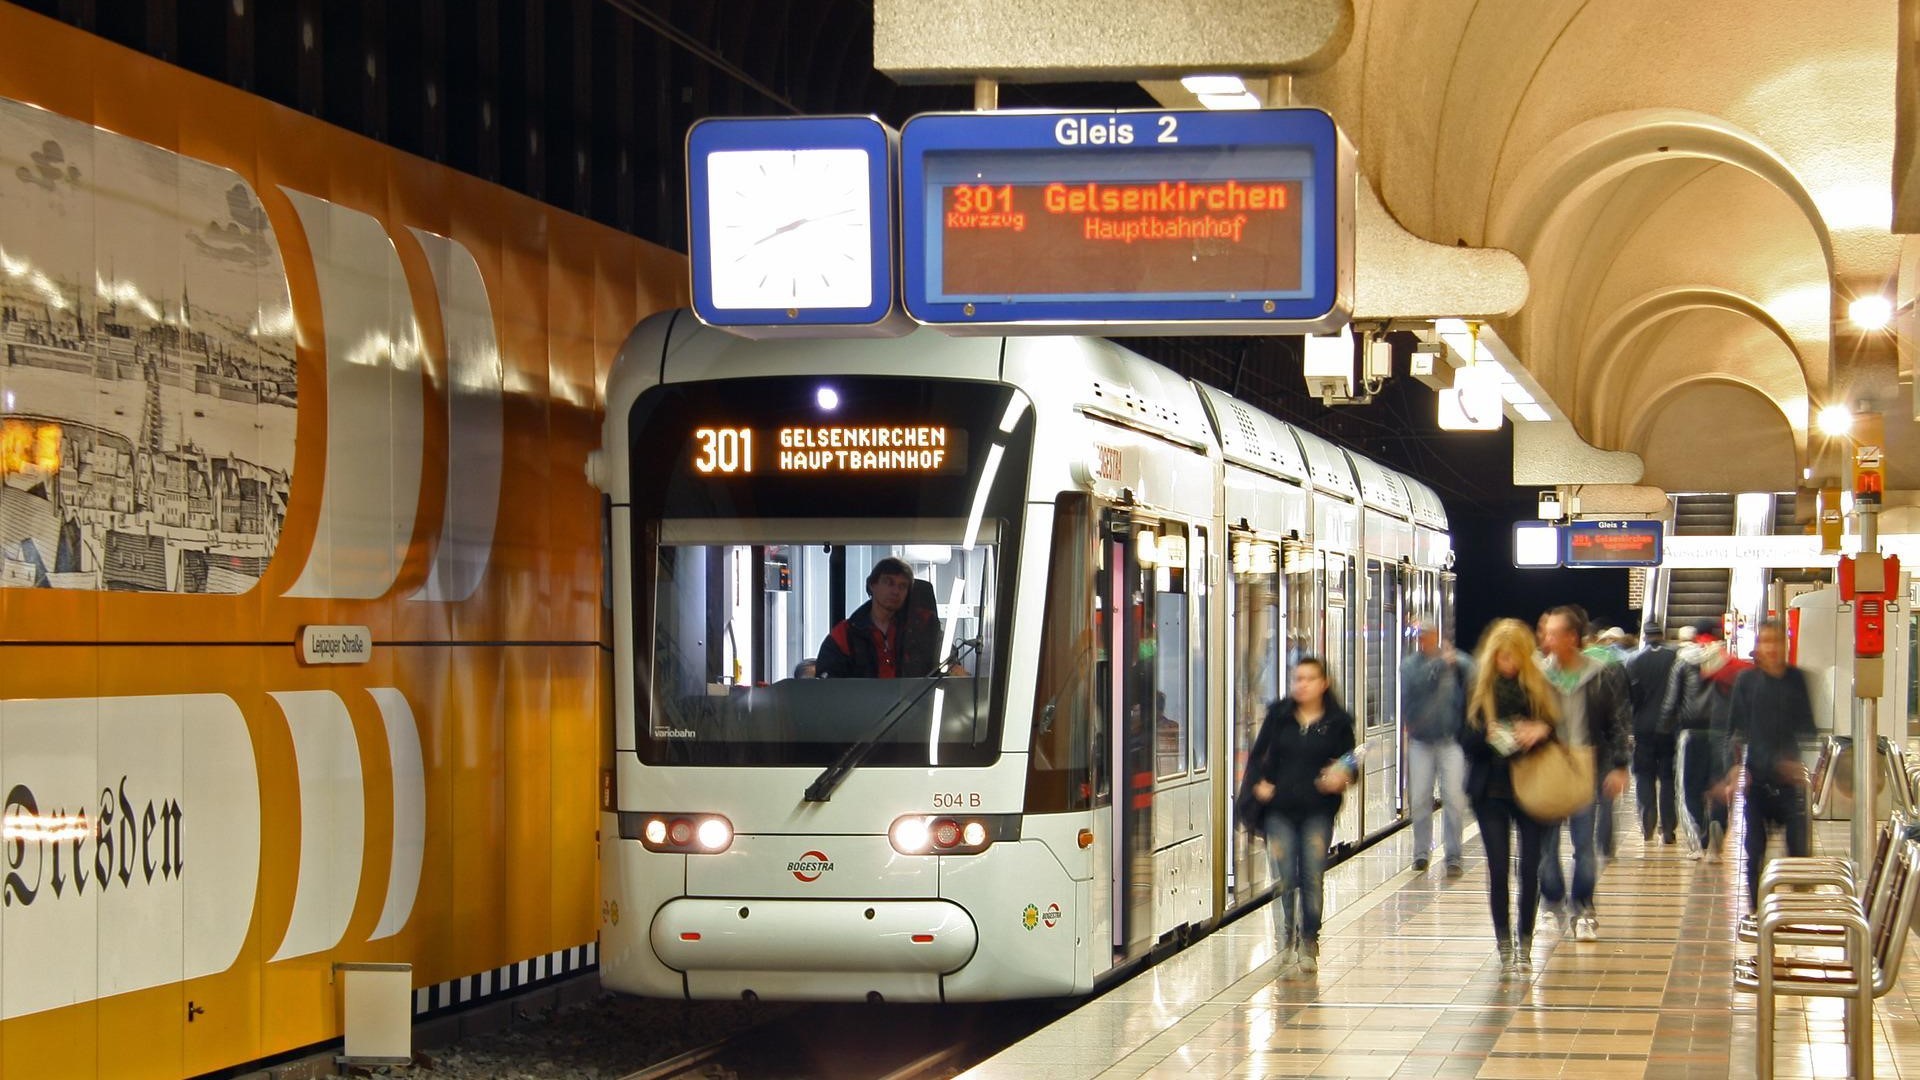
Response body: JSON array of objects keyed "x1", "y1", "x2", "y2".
[
  {"x1": 1663, "y1": 493, "x2": 1733, "y2": 635},
  {"x1": 1769, "y1": 491, "x2": 1828, "y2": 588}
]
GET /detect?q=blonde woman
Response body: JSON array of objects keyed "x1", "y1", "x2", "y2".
[{"x1": 1460, "y1": 618, "x2": 1558, "y2": 976}]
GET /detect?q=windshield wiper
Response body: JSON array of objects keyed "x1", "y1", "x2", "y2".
[{"x1": 802, "y1": 638, "x2": 981, "y2": 803}]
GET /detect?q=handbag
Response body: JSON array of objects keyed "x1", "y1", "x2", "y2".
[{"x1": 1509, "y1": 737, "x2": 1595, "y2": 822}]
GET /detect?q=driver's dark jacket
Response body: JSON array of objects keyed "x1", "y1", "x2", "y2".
[{"x1": 816, "y1": 599, "x2": 943, "y2": 678}]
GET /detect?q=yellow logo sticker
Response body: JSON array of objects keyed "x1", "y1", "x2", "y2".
[{"x1": 1022, "y1": 903, "x2": 1039, "y2": 931}]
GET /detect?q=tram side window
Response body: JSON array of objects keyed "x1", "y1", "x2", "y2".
[
  {"x1": 1231, "y1": 536, "x2": 1282, "y2": 794},
  {"x1": 1191, "y1": 527, "x2": 1209, "y2": 772},
  {"x1": 1283, "y1": 542, "x2": 1316, "y2": 669},
  {"x1": 1153, "y1": 521, "x2": 1190, "y2": 779},
  {"x1": 1028, "y1": 495, "x2": 1097, "y2": 813},
  {"x1": 1364, "y1": 559, "x2": 1398, "y2": 731}
]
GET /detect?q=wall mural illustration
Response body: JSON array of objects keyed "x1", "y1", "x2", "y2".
[{"x1": 0, "y1": 96, "x2": 296, "y2": 594}]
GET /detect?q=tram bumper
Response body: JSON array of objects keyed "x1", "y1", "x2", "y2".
[{"x1": 652, "y1": 898, "x2": 977, "y2": 1001}]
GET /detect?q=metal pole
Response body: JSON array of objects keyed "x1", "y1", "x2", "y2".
[
  {"x1": 972, "y1": 78, "x2": 998, "y2": 111},
  {"x1": 1855, "y1": 502, "x2": 1879, "y2": 875}
]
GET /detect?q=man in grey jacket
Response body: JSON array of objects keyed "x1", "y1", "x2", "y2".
[
  {"x1": 1401, "y1": 621, "x2": 1473, "y2": 874},
  {"x1": 1536, "y1": 606, "x2": 1635, "y2": 941}
]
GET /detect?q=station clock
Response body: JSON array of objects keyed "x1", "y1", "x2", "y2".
[{"x1": 686, "y1": 116, "x2": 908, "y2": 337}]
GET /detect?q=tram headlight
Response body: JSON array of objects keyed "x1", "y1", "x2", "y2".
[
  {"x1": 696, "y1": 817, "x2": 733, "y2": 851},
  {"x1": 627, "y1": 812, "x2": 734, "y2": 854},
  {"x1": 890, "y1": 815, "x2": 932, "y2": 854},
  {"x1": 888, "y1": 814, "x2": 1014, "y2": 856}
]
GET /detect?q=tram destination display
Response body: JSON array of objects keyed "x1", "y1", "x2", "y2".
[
  {"x1": 686, "y1": 423, "x2": 968, "y2": 476},
  {"x1": 900, "y1": 108, "x2": 1355, "y2": 335},
  {"x1": 1564, "y1": 520, "x2": 1664, "y2": 568}
]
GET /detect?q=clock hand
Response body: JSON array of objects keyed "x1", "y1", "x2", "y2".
[{"x1": 750, "y1": 205, "x2": 858, "y2": 246}]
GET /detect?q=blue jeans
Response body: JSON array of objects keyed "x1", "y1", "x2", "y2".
[
  {"x1": 1538, "y1": 799, "x2": 1598, "y2": 914},
  {"x1": 1265, "y1": 808, "x2": 1334, "y2": 946},
  {"x1": 1407, "y1": 737, "x2": 1468, "y2": 865}
]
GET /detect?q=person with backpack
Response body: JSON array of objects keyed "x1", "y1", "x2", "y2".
[
  {"x1": 1401, "y1": 620, "x2": 1473, "y2": 875},
  {"x1": 1660, "y1": 619, "x2": 1748, "y2": 861}
]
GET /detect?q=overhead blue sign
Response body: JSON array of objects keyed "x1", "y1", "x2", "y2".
[
  {"x1": 685, "y1": 116, "x2": 907, "y2": 337},
  {"x1": 899, "y1": 108, "x2": 1353, "y2": 335},
  {"x1": 1564, "y1": 519, "x2": 1664, "y2": 568}
]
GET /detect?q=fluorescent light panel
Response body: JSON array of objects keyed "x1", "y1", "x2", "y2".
[
  {"x1": 1514, "y1": 402, "x2": 1551, "y2": 422},
  {"x1": 1499, "y1": 382, "x2": 1535, "y2": 405},
  {"x1": 1181, "y1": 75, "x2": 1247, "y2": 95}
]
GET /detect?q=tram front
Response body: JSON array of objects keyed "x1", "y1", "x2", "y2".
[{"x1": 597, "y1": 334, "x2": 1056, "y2": 1002}]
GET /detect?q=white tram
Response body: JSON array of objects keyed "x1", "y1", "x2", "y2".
[{"x1": 596, "y1": 311, "x2": 1455, "y2": 1002}]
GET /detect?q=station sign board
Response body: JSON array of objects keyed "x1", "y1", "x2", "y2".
[
  {"x1": 898, "y1": 108, "x2": 1354, "y2": 335},
  {"x1": 1564, "y1": 519, "x2": 1663, "y2": 568}
]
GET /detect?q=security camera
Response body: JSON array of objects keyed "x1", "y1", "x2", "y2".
[
  {"x1": 1537, "y1": 490, "x2": 1564, "y2": 521},
  {"x1": 1303, "y1": 328, "x2": 1355, "y2": 401}
]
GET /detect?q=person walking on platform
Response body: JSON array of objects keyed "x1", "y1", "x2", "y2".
[
  {"x1": 1402, "y1": 620, "x2": 1473, "y2": 875},
  {"x1": 1724, "y1": 620, "x2": 1816, "y2": 912},
  {"x1": 1235, "y1": 657, "x2": 1356, "y2": 979},
  {"x1": 1536, "y1": 606, "x2": 1634, "y2": 941},
  {"x1": 1462, "y1": 619, "x2": 1556, "y2": 976},
  {"x1": 1625, "y1": 624, "x2": 1681, "y2": 848},
  {"x1": 1662, "y1": 620, "x2": 1747, "y2": 861}
]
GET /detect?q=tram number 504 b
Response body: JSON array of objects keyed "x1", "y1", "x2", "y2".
[
  {"x1": 692, "y1": 427, "x2": 753, "y2": 474},
  {"x1": 933, "y1": 792, "x2": 982, "y2": 809}
]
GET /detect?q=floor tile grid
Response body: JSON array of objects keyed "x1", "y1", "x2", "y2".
[{"x1": 960, "y1": 793, "x2": 1920, "y2": 1079}]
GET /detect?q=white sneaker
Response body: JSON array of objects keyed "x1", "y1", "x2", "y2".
[
  {"x1": 1574, "y1": 915, "x2": 1598, "y2": 941},
  {"x1": 1298, "y1": 942, "x2": 1319, "y2": 975}
]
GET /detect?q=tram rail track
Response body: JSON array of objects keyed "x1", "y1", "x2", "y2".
[{"x1": 614, "y1": 1001, "x2": 1041, "y2": 1080}]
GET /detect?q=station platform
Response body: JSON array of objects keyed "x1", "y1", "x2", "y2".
[{"x1": 962, "y1": 806, "x2": 1920, "y2": 1079}]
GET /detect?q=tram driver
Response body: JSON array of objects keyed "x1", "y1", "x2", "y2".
[{"x1": 816, "y1": 557, "x2": 953, "y2": 679}]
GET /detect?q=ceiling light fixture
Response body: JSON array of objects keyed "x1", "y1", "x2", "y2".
[
  {"x1": 1848, "y1": 294, "x2": 1896, "y2": 331},
  {"x1": 1816, "y1": 404, "x2": 1855, "y2": 437},
  {"x1": 1181, "y1": 75, "x2": 1246, "y2": 96}
]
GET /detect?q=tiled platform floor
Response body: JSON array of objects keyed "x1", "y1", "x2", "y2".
[{"x1": 962, "y1": 799, "x2": 1920, "y2": 1079}]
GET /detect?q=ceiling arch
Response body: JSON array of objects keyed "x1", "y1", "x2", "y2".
[
  {"x1": 1632, "y1": 379, "x2": 1800, "y2": 493},
  {"x1": 1584, "y1": 289, "x2": 1810, "y2": 448}
]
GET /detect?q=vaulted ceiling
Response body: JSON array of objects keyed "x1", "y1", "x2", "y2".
[{"x1": 1283, "y1": 0, "x2": 1914, "y2": 494}]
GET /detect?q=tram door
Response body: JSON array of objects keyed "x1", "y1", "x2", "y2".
[
  {"x1": 1228, "y1": 532, "x2": 1283, "y2": 899},
  {"x1": 1097, "y1": 509, "x2": 1155, "y2": 962}
]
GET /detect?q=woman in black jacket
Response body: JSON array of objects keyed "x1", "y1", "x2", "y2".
[
  {"x1": 1460, "y1": 618, "x2": 1558, "y2": 977},
  {"x1": 1236, "y1": 657, "x2": 1356, "y2": 977}
]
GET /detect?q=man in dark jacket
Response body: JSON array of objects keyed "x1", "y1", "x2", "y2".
[
  {"x1": 1537, "y1": 606, "x2": 1634, "y2": 942},
  {"x1": 816, "y1": 557, "x2": 942, "y2": 678},
  {"x1": 1624, "y1": 623, "x2": 1681, "y2": 846},
  {"x1": 1725, "y1": 620, "x2": 1817, "y2": 911},
  {"x1": 1661, "y1": 619, "x2": 1747, "y2": 860}
]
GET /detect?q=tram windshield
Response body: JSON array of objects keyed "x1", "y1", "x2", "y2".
[{"x1": 624, "y1": 376, "x2": 1033, "y2": 768}]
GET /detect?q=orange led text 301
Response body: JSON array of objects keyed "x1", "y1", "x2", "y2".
[
  {"x1": 945, "y1": 185, "x2": 1027, "y2": 232},
  {"x1": 691, "y1": 427, "x2": 753, "y2": 474}
]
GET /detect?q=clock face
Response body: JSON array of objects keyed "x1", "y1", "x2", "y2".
[{"x1": 705, "y1": 148, "x2": 873, "y2": 311}]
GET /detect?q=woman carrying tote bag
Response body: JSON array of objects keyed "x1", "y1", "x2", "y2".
[{"x1": 1459, "y1": 619, "x2": 1558, "y2": 977}]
